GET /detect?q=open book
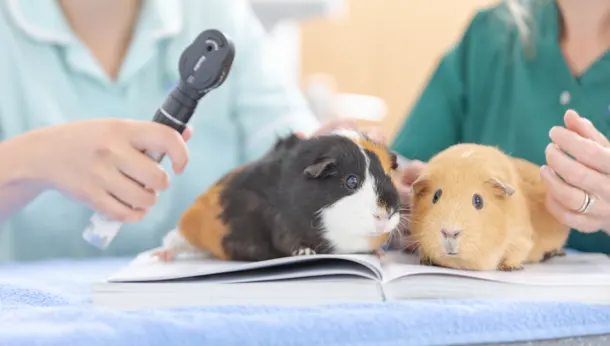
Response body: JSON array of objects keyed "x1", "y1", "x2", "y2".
[{"x1": 92, "y1": 250, "x2": 610, "y2": 310}]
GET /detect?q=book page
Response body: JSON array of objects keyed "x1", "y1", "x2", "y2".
[
  {"x1": 379, "y1": 251, "x2": 610, "y2": 286},
  {"x1": 107, "y1": 249, "x2": 383, "y2": 283}
]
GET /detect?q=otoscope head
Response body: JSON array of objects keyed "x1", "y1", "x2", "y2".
[{"x1": 178, "y1": 29, "x2": 235, "y2": 100}]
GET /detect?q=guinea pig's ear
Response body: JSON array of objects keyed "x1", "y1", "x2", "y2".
[
  {"x1": 486, "y1": 177, "x2": 515, "y2": 197},
  {"x1": 304, "y1": 157, "x2": 338, "y2": 179},
  {"x1": 410, "y1": 175, "x2": 429, "y2": 197},
  {"x1": 389, "y1": 151, "x2": 398, "y2": 171}
]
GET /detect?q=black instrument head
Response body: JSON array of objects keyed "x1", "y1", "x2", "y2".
[{"x1": 178, "y1": 29, "x2": 235, "y2": 99}]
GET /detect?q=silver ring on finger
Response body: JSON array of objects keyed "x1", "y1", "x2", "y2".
[{"x1": 576, "y1": 191, "x2": 595, "y2": 214}]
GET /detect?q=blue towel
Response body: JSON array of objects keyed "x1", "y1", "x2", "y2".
[{"x1": 1, "y1": 258, "x2": 610, "y2": 346}]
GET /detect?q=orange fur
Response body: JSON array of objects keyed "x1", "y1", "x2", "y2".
[
  {"x1": 173, "y1": 132, "x2": 401, "y2": 260},
  {"x1": 410, "y1": 144, "x2": 533, "y2": 271},
  {"x1": 510, "y1": 158, "x2": 571, "y2": 262},
  {"x1": 356, "y1": 137, "x2": 395, "y2": 174},
  {"x1": 368, "y1": 232, "x2": 391, "y2": 250},
  {"x1": 410, "y1": 143, "x2": 570, "y2": 271},
  {"x1": 177, "y1": 168, "x2": 244, "y2": 260},
  {"x1": 353, "y1": 135, "x2": 401, "y2": 250}
]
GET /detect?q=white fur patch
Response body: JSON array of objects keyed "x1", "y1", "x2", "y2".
[
  {"x1": 330, "y1": 128, "x2": 363, "y2": 141},
  {"x1": 161, "y1": 228, "x2": 201, "y2": 254},
  {"x1": 461, "y1": 149, "x2": 474, "y2": 158},
  {"x1": 317, "y1": 147, "x2": 399, "y2": 253}
]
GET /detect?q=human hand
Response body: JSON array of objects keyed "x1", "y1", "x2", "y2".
[
  {"x1": 393, "y1": 159, "x2": 427, "y2": 251},
  {"x1": 395, "y1": 159, "x2": 427, "y2": 206},
  {"x1": 18, "y1": 119, "x2": 192, "y2": 222},
  {"x1": 299, "y1": 118, "x2": 388, "y2": 144},
  {"x1": 541, "y1": 109, "x2": 610, "y2": 233}
]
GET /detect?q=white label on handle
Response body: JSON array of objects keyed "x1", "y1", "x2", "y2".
[{"x1": 82, "y1": 212, "x2": 123, "y2": 249}]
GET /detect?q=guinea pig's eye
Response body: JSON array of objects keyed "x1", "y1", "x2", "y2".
[
  {"x1": 432, "y1": 189, "x2": 442, "y2": 204},
  {"x1": 473, "y1": 193, "x2": 484, "y2": 210},
  {"x1": 345, "y1": 174, "x2": 359, "y2": 190}
]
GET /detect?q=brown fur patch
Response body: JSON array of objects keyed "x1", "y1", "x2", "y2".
[
  {"x1": 177, "y1": 167, "x2": 245, "y2": 260},
  {"x1": 355, "y1": 137, "x2": 395, "y2": 174}
]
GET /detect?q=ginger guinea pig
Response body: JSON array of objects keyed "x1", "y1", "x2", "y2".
[
  {"x1": 153, "y1": 130, "x2": 402, "y2": 262},
  {"x1": 510, "y1": 157, "x2": 571, "y2": 262},
  {"x1": 409, "y1": 143, "x2": 569, "y2": 272}
]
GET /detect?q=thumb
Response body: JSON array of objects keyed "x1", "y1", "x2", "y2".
[
  {"x1": 402, "y1": 160, "x2": 426, "y2": 186},
  {"x1": 182, "y1": 126, "x2": 193, "y2": 142},
  {"x1": 564, "y1": 109, "x2": 610, "y2": 147}
]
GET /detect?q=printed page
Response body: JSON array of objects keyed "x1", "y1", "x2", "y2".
[
  {"x1": 107, "y1": 249, "x2": 383, "y2": 283},
  {"x1": 380, "y1": 251, "x2": 610, "y2": 286}
]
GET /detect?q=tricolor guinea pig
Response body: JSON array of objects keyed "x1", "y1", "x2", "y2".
[
  {"x1": 409, "y1": 143, "x2": 570, "y2": 272},
  {"x1": 152, "y1": 130, "x2": 402, "y2": 262}
]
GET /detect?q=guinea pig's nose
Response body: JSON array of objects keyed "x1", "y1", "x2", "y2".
[{"x1": 441, "y1": 228, "x2": 462, "y2": 239}]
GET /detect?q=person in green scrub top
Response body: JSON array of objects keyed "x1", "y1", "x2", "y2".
[
  {"x1": 0, "y1": 0, "x2": 368, "y2": 262},
  {"x1": 392, "y1": 0, "x2": 610, "y2": 253}
]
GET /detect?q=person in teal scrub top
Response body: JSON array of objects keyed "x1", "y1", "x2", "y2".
[
  {"x1": 0, "y1": 0, "x2": 365, "y2": 262},
  {"x1": 392, "y1": 0, "x2": 610, "y2": 253}
]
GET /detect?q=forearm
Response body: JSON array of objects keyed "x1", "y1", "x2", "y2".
[{"x1": 0, "y1": 138, "x2": 44, "y2": 222}]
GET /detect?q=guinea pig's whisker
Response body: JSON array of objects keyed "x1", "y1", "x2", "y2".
[
  {"x1": 404, "y1": 219, "x2": 422, "y2": 227},
  {"x1": 313, "y1": 242, "x2": 325, "y2": 253},
  {"x1": 398, "y1": 217, "x2": 410, "y2": 226}
]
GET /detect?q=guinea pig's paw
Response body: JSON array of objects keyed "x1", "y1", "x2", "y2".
[
  {"x1": 292, "y1": 247, "x2": 317, "y2": 256},
  {"x1": 151, "y1": 248, "x2": 176, "y2": 262},
  {"x1": 541, "y1": 249, "x2": 567, "y2": 262},
  {"x1": 419, "y1": 258, "x2": 431, "y2": 266},
  {"x1": 419, "y1": 257, "x2": 440, "y2": 267},
  {"x1": 497, "y1": 263, "x2": 524, "y2": 272}
]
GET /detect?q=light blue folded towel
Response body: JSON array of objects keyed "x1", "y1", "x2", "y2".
[{"x1": 1, "y1": 258, "x2": 610, "y2": 346}]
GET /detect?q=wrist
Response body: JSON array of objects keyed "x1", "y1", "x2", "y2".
[{"x1": 0, "y1": 133, "x2": 48, "y2": 190}]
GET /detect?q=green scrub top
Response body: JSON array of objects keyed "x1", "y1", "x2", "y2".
[{"x1": 391, "y1": 1, "x2": 610, "y2": 253}]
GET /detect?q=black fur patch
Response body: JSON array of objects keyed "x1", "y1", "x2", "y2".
[
  {"x1": 218, "y1": 133, "x2": 397, "y2": 261},
  {"x1": 364, "y1": 149, "x2": 400, "y2": 214}
]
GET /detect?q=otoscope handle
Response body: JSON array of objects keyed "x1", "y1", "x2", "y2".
[
  {"x1": 152, "y1": 84, "x2": 201, "y2": 134},
  {"x1": 82, "y1": 28, "x2": 235, "y2": 250}
]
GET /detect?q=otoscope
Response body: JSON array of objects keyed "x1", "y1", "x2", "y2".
[{"x1": 82, "y1": 29, "x2": 235, "y2": 250}]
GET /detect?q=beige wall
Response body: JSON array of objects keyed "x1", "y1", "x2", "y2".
[{"x1": 299, "y1": 0, "x2": 499, "y2": 140}]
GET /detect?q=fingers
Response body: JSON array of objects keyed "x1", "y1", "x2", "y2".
[
  {"x1": 545, "y1": 192, "x2": 601, "y2": 233},
  {"x1": 396, "y1": 183, "x2": 413, "y2": 208},
  {"x1": 84, "y1": 187, "x2": 147, "y2": 223},
  {"x1": 540, "y1": 164, "x2": 593, "y2": 213},
  {"x1": 312, "y1": 119, "x2": 359, "y2": 137},
  {"x1": 402, "y1": 160, "x2": 427, "y2": 186},
  {"x1": 182, "y1": 126, "x2": 193, "y2": 142},
  {"x1": 99, "y1": 166, "x2": 158, "y2": 210},
  {"x1": 115, "y1": 147, "x2": 171, "y2": 191},
  {"x1": 128, "y1": 122, "x2": 190, "y2": 174},
  {"x1": 564, "y1": 109, "x2": 610, "y2": 147},
  {"x1": 361, "y1": 127, "x2": 387, "y2": 144},
  {"x1": 544, "y1": 142, "x2": 610, "y2": 198},
  {"x1": 549, "y1": 125, "x2": 610, "y2": 174}
]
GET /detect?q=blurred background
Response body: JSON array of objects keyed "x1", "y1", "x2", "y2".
[{"x1": 251, "y1": 0, "x2": 497, "y2": 140}]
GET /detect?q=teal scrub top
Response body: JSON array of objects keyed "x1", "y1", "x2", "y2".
[
  {"x1": 0, "y1": 0, "x2": 321, "y2": 262},
  {"x1": 391, "y1": 0, "x2": 610, "y2": 254}
]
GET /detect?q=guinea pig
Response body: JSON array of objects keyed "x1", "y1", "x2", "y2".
[
  {"x1": 152, "y1": 129, "x2": 402, "y2": 262},
  {"x1": 409, "y1": 143, "x2": 570, "y2": 272},
  {"x1": 510, "y1": 157, "x2": 571, "y2": 262}
]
